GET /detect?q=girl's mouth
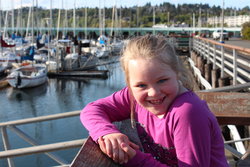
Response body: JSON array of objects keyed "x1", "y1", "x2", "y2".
[{"x1": 148, "y1": 97, "x2": 165, "y2": 105}]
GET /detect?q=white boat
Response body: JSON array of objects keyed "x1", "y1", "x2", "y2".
[
  {"x1": 64, "y1": 53, "x2": 99, "y2": 71},
  {"x1": 0, "y1": 51, "x2": 21, "y2": 64},
  {"x1": 6, "y1": 64, "x2": 48, "y2": 88},
  {"x1": 0, "y1": 62, "x2": 8, "y2": 75},
  {"x1": 94, "y1": 47, "x2": 110, "y2": 59},
  {"x1": 110, "y1": 40, "x2": 124, "y2": 54},
  {"x1": 34, "y1": 48, "x2": 49, "y2": 63}
]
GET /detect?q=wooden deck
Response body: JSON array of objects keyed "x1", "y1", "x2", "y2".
[
  {"x1": 48, "y1": 70, "x2": 108, "y2": 78},
  {"x1": 196, "y1": 92, "x2": 250, "y2": 125},
  {"x1": 70, "y1": 137, "x2": 121, "y2": 167},
  {"x1": 70, "y1": 92, "x2": 250, "y2": 167},
  {"x1": 47, "y1": 70, "x2": 109, "y2": 79}
]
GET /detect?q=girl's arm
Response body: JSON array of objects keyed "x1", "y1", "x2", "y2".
[{"x1": 80, "y1": 87, "x2": 131, "y2": 142}]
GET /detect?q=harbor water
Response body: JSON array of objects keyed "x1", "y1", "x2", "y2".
[{"x1": 0, "y1": 62, "x2": 126, "y2": 167}]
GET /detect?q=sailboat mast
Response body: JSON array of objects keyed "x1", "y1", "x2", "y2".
[
  {"x1": 99, "y1": 0, "x2": 102, "y2": 36},
  {"x1": 73, "y1": 0, "x2": 76, "y2": 37},
  {"x1": 31, "y1": 0, "x2": 34, "y2": 44},
  {"x1": 56, "y1": 0, "x2": 62, "y2": 40},
  {"x1": 20, "y1": 0, "x2": 22, "y2": 35},
  {"x1": 84, "y1": 6, "x2": 87, "y2": 39},
  {"x1": 11, "y1": 0, "x2": 14, "y2": 34},
  {"x1": 153, "y1": 5, "x2": 155, "y2": 35},
  {"x1": 50, "y1": 0, "x2": 52, "y2": 38},
  {"x1": 3, "y1": 10, "x2": 8, "y2": 38},
  {"x1": 110, "y1": 1, "x2": 116, "y2": 39},
  {"x1": 103, "y1": 0, "x2": 105, "y2": 35},
  {"x1": 0, "y1": 0, "x2": 2, "y2": 33}
]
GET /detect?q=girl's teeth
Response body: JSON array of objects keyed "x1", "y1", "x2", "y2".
[{"x1": 150, "y1": 100, "x2": 162, "y2": 104}]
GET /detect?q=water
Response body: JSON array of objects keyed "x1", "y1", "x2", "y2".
[{"x1": 0, "y1": 62, "x2": 126, "y2": 167}]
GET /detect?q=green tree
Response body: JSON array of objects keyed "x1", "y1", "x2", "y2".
[{"x1": 241, "y1": 22, "x2": 250, "y2": 40}]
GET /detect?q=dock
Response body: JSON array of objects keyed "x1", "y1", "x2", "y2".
[
  {"x1": 47, "y1": 70, "x2": 109, "y2": 79},
  {"x1": 0, "y1": 79, "x2": 8, "y2": 89}
]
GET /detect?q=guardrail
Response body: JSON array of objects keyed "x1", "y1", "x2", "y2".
[
  {"x1": 192, "y1": 37, "x2": 250, "y2": 87},
  {"x1": 0, "y1": 110, "x2": 84, "y2": 167}
]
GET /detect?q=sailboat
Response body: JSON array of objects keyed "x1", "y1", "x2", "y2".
[
  {"x1": 6, "y1": 63, "x2": 48, "y2": 88},
  {"x1": 92, "y1": 0, "x2": 111, "y2": 59},
  {"x1": 62, "y1": 0, "x2": 98, "y2": 70},
  {"x1": 0, "y1": 61, "x2": 8, "y2": 76}
]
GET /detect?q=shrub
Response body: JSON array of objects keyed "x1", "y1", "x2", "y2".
[{"x1": 241, "y1": 22, "x2": 250, "y2": 40}]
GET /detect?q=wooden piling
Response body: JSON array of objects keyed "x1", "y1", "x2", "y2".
[
  {"x1": 212, "y1": 68, "x2": 220, "y2": 88},
  {"x1": 191, "y1": 51, "x2": 197, "y2": 63},
  {"x1": 205, "y1": 63, "x2": 212, "y2": 84},
  {"x1": 219, "y1": 76, "x2": 231, "y2": 87},
  {"x1": 191, "y1": 51, "x2": 197, "y2": 65},
  {"x1": 197, "y1": 56, "x2": 205, "y2": 76}
]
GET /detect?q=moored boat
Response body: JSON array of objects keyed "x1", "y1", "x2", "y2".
[
  {"x1": 0, "y1": 62, "x2": 8, "y2": 76},
  {"x1": 0, "y1": 51, "x2": 21, "y2": 64},
  {"x1": 6, "y1": 64, "x2": 48, "y2": 88}
]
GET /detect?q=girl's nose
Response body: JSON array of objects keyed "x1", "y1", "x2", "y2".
[{"x1": 148, "y1": 87, "x2": 160, "y2": 97}]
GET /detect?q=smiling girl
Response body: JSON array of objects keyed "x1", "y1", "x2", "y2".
[{"x1": 80, "y1": 35, "x2": 229, "y2": 167}]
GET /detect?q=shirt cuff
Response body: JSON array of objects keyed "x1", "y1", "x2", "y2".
[{"x1": 123, "y1": 149, "x2": 145, "y2": 167}]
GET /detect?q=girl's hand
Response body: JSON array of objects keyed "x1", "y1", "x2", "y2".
[
  {"x1": 98, "y1": 133, "x2": 139, "y2": 164},
  {"x1": 120, "y1": 142, "x2": 136, "y2": 160}
]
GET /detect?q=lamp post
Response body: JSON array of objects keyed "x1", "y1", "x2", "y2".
[{"x1": 219, "y1": 0, "x2": 225, "y2": 43}]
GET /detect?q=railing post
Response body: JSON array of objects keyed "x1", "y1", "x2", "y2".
[
  {"x1": 1, "y1": 127, "x2": 15, "y2": 167},
  {"x1": 207, "y1": 42, "x2": 210, "y2": 64},
  {"x1": 233, "y1": 49, "x2": 238, "y2": 85},
  {"x1": 211, "y1": 44, "x2": 218, "y2": 88},
  {"x1": 220, "y1": 45, "x2": 225, "y2": 78},
  {"x1": 213, "y1": 44, "x2": 216, "y2": 70},
  {"x1": 195, "y1": 38, "x2": 198, "y2": 51},
  {"x1": 202, "y1": 39, "x2": 205, "y2": 57},
  {"x1": 9, "y1": 125, "x2": 68, "y2": 165}
]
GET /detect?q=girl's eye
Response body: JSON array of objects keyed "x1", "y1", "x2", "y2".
[
  {"x1": 137, "y1": 84, "x2": 146, "y2": 88},
  {"x1": 158, "y1": 79, "x2": 167, "y2": 83}
]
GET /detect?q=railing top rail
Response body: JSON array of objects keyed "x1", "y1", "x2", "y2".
[
  {"x1": 0, "y1": 110, "x2": 81, "y2": 127},
  {"x1": 0, "y1": 139, "x2": 86, "y2": 159},
  {"x1": 199, "y1": 82, "x2": 250, "y2": 92},
  {"x1": 194, "y1": 36, "x2": 250, "y2": 55}
]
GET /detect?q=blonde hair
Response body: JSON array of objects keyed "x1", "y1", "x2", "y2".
[
  {"x1": 120, "y1": 35, "x2": 193, "y2": 127},
  {"x1": 120, "y1": 34, "x2": 193, "y2": 90}
]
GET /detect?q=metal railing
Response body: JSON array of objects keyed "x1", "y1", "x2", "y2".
[
  {"x1": 191, "y1": 37, "x2": 250, "y2": 164},
  {"x1": 0, "y1": 110, "x2": 85, "y2": 167},
  {"x1": 192, "y1": 37, "x2": 250, "y2": 85}
]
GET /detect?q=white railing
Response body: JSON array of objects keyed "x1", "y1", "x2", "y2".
[
  {"x1": 192, "y1": 37, "x2": 250, "y2": 85},
  {"x1": 0, "y1": 110, "x2": 84, "y2": 167}
]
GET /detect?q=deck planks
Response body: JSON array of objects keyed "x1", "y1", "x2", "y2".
[
  {"x1": 196, "y1": 92, "x2": 250, "y2": 125},
  {"x1": 70, "y1": 137, "x2": 121, "y2": 167}
]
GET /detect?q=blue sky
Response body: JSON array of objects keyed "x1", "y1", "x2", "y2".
[{"x1": 1, "y1": 0, "x2": 249, "y2": 10}]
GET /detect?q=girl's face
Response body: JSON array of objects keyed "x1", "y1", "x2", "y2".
[{"x1": 128, "y1": 58, "x2": 181, "y2": 118}]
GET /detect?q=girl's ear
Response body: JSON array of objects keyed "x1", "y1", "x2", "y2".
[{"x1": 176, "y1": 72, "x2": 181, "y2": 80}]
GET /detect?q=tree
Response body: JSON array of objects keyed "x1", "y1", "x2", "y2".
[{"x1": 241, "y1": 22, "x2": 250, "y2": 40}]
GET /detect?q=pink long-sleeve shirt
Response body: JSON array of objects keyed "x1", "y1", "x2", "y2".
[{"x1": 80, "y1": 87, "x2": 229, "y2": 167}]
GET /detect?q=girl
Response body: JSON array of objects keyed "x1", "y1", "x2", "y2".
[{"x1": 80, "y1": 35, "x2": 229, "y2": 167}]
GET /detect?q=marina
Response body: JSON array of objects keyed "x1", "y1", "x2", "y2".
[
  {"x1": 0, "y1": 62, "x2": 125, "y2": 167},
  {"x1": 0, "y1": 0, "x2": 249, "y2": 166},
  {"x1": 0, "y1": 36, "x2": 249, "y2": 167}
]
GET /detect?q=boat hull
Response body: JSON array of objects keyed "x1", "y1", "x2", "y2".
[{"x1": 6, "y1": 64, "x2": 48, "y2": 89}]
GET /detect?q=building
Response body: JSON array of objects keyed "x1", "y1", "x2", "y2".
[{"x1": 207, "y1": 15, "x2": 250, "y2": 27}]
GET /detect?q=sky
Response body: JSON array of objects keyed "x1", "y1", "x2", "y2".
[{"x1": 1, "y1": 0, "x2": 249, "y2": 10}]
